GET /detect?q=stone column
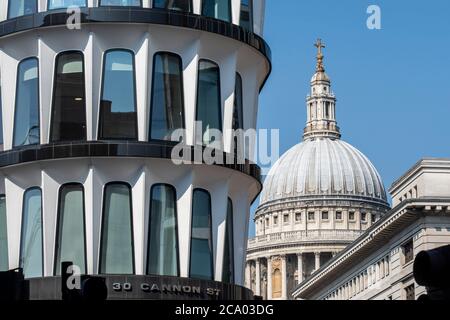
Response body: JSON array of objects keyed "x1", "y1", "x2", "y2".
[
  {"x1": 266, "y1": 257, "x2": 272, "y2": 300},
  {"x1": 314, "y1": 252, "x2": 321, "y2": 272},
  {"x1": 245, "y1": 261, "x2": 251, "y2": 289},
  {"x1": 297, "y1": 253, "x2": 304, "y2": 284},
  {"x1": 281, "y1": 255, "x2": 287, "y2": 300},
  {"x1": 255, "y1": 258, "x2": 261, "y2": 296}
]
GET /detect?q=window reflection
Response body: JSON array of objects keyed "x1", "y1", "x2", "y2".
[
  {"x1": 51, "y1": 52, "x2": 87, "y2": 142},
  {"x1": 13, "y1": 58, "x2": 40, "y2": 147},
  {"x1": 99, "y1": 50, "x2": 138, "y2": 140},
  {"x1": 8, "y1": 0, "x2": 37, "y2": 19},
  {"x1": 202, "y1": 0, "x2": 231, "y2": 22},
  {"x1": 48, "y1": 0, "x2": 87, "y2": 9},
  {"x1": 100, "y1": 183, "x2": 134, "y2": 274},
  {"x1": 222, "y1": 198, "x2": 234, "y2": 283},
  {"x1": 190, "y1": 189, "x2": 214, "y2": 280},
  {"x1": 239, "y1": 0, "x2": 253, "y2": 31},
  {"x1": 54, "y1": 184, "x2": 86, "y2": 275},
  {"x1": 150, "y1": 53, "x2": 185, "y2": 141},
  {"x1": 196, "y1": 60, "x2": 222, "y2": 145},
  {"x1": 153, "y1": 0, "x2": 192, "y2": 12},
  {"x1": 20, "y1": 188, "x2": 43, "y2": 278},
  {"x1": 99, "y1": 0, "x2": 141, "y2": 6},
  {"x1": 148, "y1": 184, "x2": 179, "y2": 276},
  {"x1": 0, "y1": 195, "x2": 8, "y2": 271}
]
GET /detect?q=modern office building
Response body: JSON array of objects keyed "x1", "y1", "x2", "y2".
[
  {"x1": 0, "y1": 0, "x2": 271, "y2": 300},
  {"x1": 292, "y1": 159, "x2": 450, "y2": 300},
  {"x1": 245, "y1": 41, "x2": 390, "y2": 300}
]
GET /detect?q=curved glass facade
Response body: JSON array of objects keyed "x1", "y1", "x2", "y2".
[
  {"x1": 99, "y1": 50, "x2": 138, "y2": 140},
  {"x1": 202, "y1": 0, "x2": 231, "y2": 22},
  {"x1": 147, "y1": 184, "x2": 179, "y2": 276},
  {"x1": 196, "y1": 60, "x2": 222, "y2": 145},
  {"x1": 48, "y1": 0, "x2": 87, "y2": 10},
  {"x1": 150, "y1": 52, "x2": 185, "y2": 141},
  {"x1": 222, "y1": 198, "x2": 234, "y2": 283},
  {"x1": 99, "y1": 0, "x2": 141, "y2": 6},
  {"x1": 154, "y1": 0, "x2": 192, "y2": 12},
  {"x1": 8, "y1": 0, "x2": 37, "y2": 19},
  {"x1": 100, "y1": 183, "x2": 134, "y2": 274},
  {"x1": 0, "y1": 195, "x2": 7, "y2": 271},
  {"x1": 54, "y1": 184, "x2": 86, "y2": 275},
  {"x1": 20, "y1": 188, "x2": 42, "y2": 278},
  {"x1": 13, "y1": 58, "x2": 40, "y2": 147},
  {"x1": 50, "y1": 51, "x2": 87, "y2": 142},
  {"x1": 190, "y1": 189, "x2": 214, "y2": 280}
]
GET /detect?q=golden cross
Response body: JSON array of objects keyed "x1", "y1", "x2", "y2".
[{"x1": 314, "y1": 39, "x2": 325, "y2": 56}]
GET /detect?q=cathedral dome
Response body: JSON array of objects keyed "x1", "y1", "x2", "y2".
[{"x1": 260, "y1": 138, "x2": 388, "y2": 206}]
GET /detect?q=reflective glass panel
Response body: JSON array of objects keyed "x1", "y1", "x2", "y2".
[
  {"x1": 55, "y1": 185, "x2": 86, "y2": 275},
  {"x1": 153, "y1": 0, "x2": 192, "y2": 12},
  {"x1": 100, "y1": 184, "x2": 134, "y2": 274},
  {"x1": 202, "y1": 0, "x2": 231, "y2": 22},
  {"x1": 8, "y1": 0, "x2": 37, "y2": 18},
  {"x1": 150, "y1": 53, "x2": 185, "y2": 141},
  {"x1": 48, "y1": 0, "x2": 87, "y2": 9},
  {"x1": 148, "y1": 185, "x2": 179, "y2": 276},
  {"x1": 99, "y1": 50, "x2": 138, "y2": 140},
  {"x1": 20, "y1": 188, "x2": 42, "y2": 278},
  {"x1": 222, "y1": 198, "x2": 234, "y2": 283}
]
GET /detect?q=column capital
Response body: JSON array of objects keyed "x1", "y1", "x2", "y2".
[
  {"x1": 296, "y1": 252, "x2": 303, "y2": 257},
  {"x1": 314, "y1": 251, "x2": 321, "y2": 256}
]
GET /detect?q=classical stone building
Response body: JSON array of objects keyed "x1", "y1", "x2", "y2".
[
  {"x1": 245, "y1": 40, "x2": 390, "y2": 300},
  {"x1": 292, "y1": 159, "x2": 450, "y2": 300}
]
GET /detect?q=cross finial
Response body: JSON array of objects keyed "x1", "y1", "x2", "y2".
[{"x1": 314, "y1": 38, "x2": 326, "y2": 72}]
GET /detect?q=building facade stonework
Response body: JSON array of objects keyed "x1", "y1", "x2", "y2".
[
  {"x1": 292, "y1": 159, "x2": 450, "y2": 300},
  {"x1": 245, "y1": 40, "x2": 390, "y2": 300}
]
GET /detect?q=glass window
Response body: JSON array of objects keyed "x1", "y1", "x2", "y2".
[
  {"x1": 0, "y1": 79, "x2": 3, "y2": 151},
  {"x1": 0, "y1": 195, "x2": 8, "y2": 271},
  {"x1": 100, "y1": 183, "x2": 134, "y2": 274},
  {"x1": 13, "y1": 58, "x2": 40, "y2": 147},
  {"x1": 190, "y1": 189, "x2": 213, "y2": 280},
  {"x1": 222, "y1": 198, "x2": 234, "y2": 283},
  {"x1": 196, "y1": 60, "x2": 222, "y2": 145},
  {"x1": 153, "y1": 0, "x2": 192, "y2": 11},
  {"x1": 20, "y1": 188, "x2": 42, "y2": 278},
  {"x1": 233, "y1": 73, "x2": 244, "y2": 131},
  {"x1": 336, "y1": 211, "x2": 343, "y2": 220},
  {"x1": 147, "y1": 185, "x2": 179, "y2": 276},
  {"x1": 322, "y1": 211, "x2": 329, "y2": 220},
  {"x1": 51, "y1": 52, "x2": 87, "y2": 142},
  {"x1": 48, "y1": 0, "x2": 87, "y2": 9},
  {"x1": 202, "y1": 0, "x2": 231, "y2": 22},
  {"x1": 99, "y1": 50, "x2": 138, "y2": 140},
  {"x1": 150, "y1": 53, "x2": 185, "y2": 141},
  {"x1": 54, "y1": 184, "x2": 86, "y2": 275},
  {"x1": 239, "y1": 0, "x2": 253, "y2": 31},
  {"x1": 8, "y1": 0, "x2": 37, "y2": 18},
  {"x1": 308, "y1": 212, "x2": 315, "y2": 221},
  {"x1": 99, "y1": 0, "x2": 141, "y2": 6}
]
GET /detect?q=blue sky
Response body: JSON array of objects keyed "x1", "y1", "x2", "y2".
[{"x1": 249, "y1": 0, "x2": 450, "y2": 236}]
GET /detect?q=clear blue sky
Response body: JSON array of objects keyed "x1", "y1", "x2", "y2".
[{"x1": 249, "y1": 0, "x2": 450, "y2": 237}]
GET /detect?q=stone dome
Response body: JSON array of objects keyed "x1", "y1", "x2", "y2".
[{"x1": 260, "y1": 138, "x2": 388, "y2": 206}]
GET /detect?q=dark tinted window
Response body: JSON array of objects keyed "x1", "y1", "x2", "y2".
[
  {"x1": 154, "y1": 0, "x2": 191, "y2": 12},
  {"x1": 51, "y1": 52, "x2": 86, "y2": 142},
  {"x1": 8, "y1": 0, "x2": 37, "y2": 18},
  {"x1": 202, "y1": 0, "x2": 231, "y2": 22}
]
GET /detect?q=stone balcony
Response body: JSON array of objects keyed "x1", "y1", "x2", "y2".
[{"x1": 247, "y1": 229, "x2": 364, "y2": 251}]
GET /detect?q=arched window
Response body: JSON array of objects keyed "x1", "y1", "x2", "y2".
[
  {"x1": 189, "y1": 189, "x2": 214, "y2": 280},
  {"x1": 147, "y1": 184, "x2": 179, "y2": 276},
  {"x1": 150, "y1": 52, "x2": 185, "y2": 142},
  {"x1": 239, "y1": 0, "x2": 253, "y2": 31},
  {"x1": 222, "y1": 198, "x2": 234, "y2": 283},
  {"x1": 8, "y1": 0, "x2": 38, "y2": 19},
  {"x1": 50, "y1": 51, "x2": 87, "y2": 142},
  {"x1": 100, "y1": 183, "x2": 134, "y2": 274},
  {"x1": 99, "y1": 0, "x2": 141, "y2": 6},
  {"x1": 202, "y1": 0, "x2": 231, "y2": 22},
  {"x1": 153, "y1": 0, "x2": 192, "y2": 12},
  {"x1": 20, "y1": 188, "x2": 42, "y2": 278},
  {"x1": 0, "y1": 195, "x2": 8, "y2": 271},
  {"x1": 99, "y1": 50, "x2": 138, "y2": 140},
  {"x1": 196, "y1": 60, "x2": 222, "y2": 145},
  {"x1": 13, "y1": 58, "x2": 40, "y2": 147},
  {"x1": 48, "y1": 0, "x2": 87, "y2": 10},
  {"x1": 54, "y1": 184, "x2": 86, "y2": 275}
]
